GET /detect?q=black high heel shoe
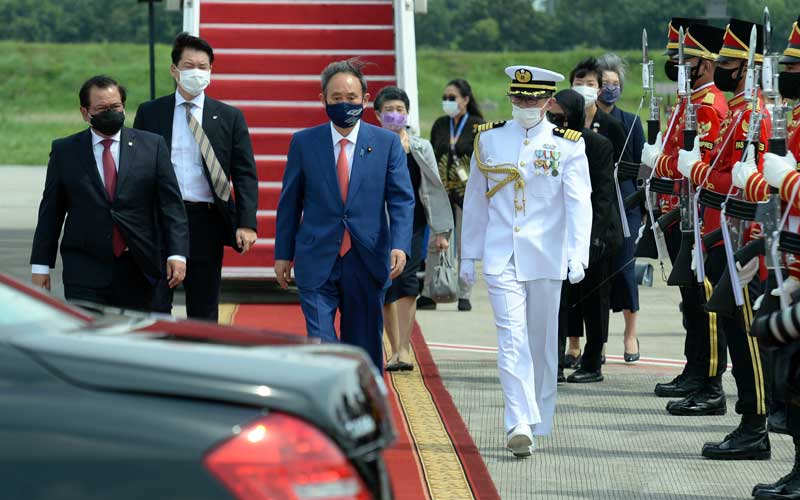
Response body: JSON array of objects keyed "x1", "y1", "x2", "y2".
[{"x1": 624, "y1": 339, "x2": 640, "y2": 363}]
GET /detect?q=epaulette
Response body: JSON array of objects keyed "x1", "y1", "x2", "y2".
[
  {"x1": 553, "y1": 127, "x2": 582, "y2": 142},
  {"x1": 474, "y1": 121, "x2": 506, "y2": 133},
  {"x1": 703, "y1": 92, "x2": 716, "y2": 105}
]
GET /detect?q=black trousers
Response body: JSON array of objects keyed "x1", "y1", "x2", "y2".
[
  {"x1": 64, "y1": 251, "x2": 154, "y2": 311},
  {"x1": 664, "y1": 224, "x2": 725, "y2": 378},
  {"x1": 152, "y1": 202, "x2": 225, "y2": 321},
  {"x1": 705, "y1": 245, "x2": 769, "y2": 415},
  {"x1": 558, "y1": 254, "x2": 612, "y2": 372},
  {"x1": 785, "y1": 349, "x2": 800, "y2": 436}
]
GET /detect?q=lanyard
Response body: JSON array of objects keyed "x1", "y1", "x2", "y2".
[{"x1": 449, "y1": 112, "x2": 469, "y2": 152}]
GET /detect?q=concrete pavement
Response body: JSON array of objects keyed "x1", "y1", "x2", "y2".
[{"x1": 3, "y1": 165, "x2": 794, "y2": 499}]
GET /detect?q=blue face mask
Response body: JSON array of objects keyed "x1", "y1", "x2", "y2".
[
  {"x1": 326, "y1": 101, "x2": 364, "y2": 128},
  {"x1": 599, "y1": 84, "x2": 621, "y2": 104}
]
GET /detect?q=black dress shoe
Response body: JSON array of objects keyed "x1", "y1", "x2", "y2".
[
  {"x1": 417, "y1": 296, "x2": 437, "y2": 310},
  {"x1": 754, "y1": 440, "x2": 800, "y2": 498},
  {"x1": 557, "y1": 369, "x2": 566, "y2": 383},
  {"x1": 458, "y1": 298, "x2": 472, "y2": 311},
  {"x1": 702, "y1": 414, "x2": 770, "y2": 460},
  {"x1": 567, "y1": 368, "x2": 604, "y2": 383},
  {"x1": 386, "y1": 361, "x2": 413, "y2": 372},
  {"x1": 563, "y1": 351, "x2": 581, "y2": 369},
  {"x1": 624, "y1": 339, "x2": 640, "y2": 362},
  {"x1": 654, "y1": 373, "x2": 705, "y2": 398},
  {"x1": 667, "y1": 384, "x2": 726, "y2": 416}
]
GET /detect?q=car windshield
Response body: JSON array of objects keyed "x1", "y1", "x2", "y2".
[{"x1": 0, "y1": 282, "x2": 89, "y2": 331}]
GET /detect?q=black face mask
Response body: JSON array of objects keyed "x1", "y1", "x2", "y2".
[
  {"x1": 779, "y1": 71, "x2": 800, "y2": 100},
  {"x1": 664, "y1": 60, "x2": 679, "y2": 82},
  {"x1": 689, "y1": 61, "x2": 705, "y2": 87},
  {"x1": 547, "y1": 112, "x2": 567, "y2": 128},
  {"x1": 713, "y1": 64, "x2": 743, "y2": 93},
  {"x1": 89, "y1": 109, "x2": 125, "y2": 136}
]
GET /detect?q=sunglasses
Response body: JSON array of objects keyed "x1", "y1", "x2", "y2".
[{"x1": 442, "y1": 94, "x2": 459, "y2": 101}]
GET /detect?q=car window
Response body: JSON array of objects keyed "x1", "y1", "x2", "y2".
[{"x1": 0, "y1": 283, "x2": 89, "y2": 330}]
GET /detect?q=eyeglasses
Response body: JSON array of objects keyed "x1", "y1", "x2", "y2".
[
  {"x1": 510, "y1": 95, "x2": 545, "y2": 106},
  {"x1": 442, "y1": 95, "x2": 459, "y2": 101}
]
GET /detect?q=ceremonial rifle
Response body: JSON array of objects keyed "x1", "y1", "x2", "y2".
[
  {"x1": 706, "y1": 25, "x2": 766, "y2": 317},
  {"x1": 631, "y1": 28, "x2": 673, "y2": 265},
  {"x1": 755, "y1": 6, "x2": 794, "y2": 319},
  {"x1": 664, "y1": 26, "x2": 703, "y2": 287}
]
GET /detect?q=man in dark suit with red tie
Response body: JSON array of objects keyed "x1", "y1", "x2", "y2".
[
  {"x1": 30, "y1": 75, "x2": 189, "y2": 310},
  {"x1": 134, "y1": 32, "x2": 259, "y2": 321}
]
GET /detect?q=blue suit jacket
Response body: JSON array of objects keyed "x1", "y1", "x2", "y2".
[{"x1": 275, "y1": 121, "x2": 415, "y2": 289}]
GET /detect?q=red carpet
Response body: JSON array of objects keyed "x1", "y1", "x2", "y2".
[{"x1": 226, "y1": 304, "x2": 499, "y2": 499}]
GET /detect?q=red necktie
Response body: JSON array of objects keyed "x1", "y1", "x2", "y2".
[
  {"x1": 101, "y1": 139, "x2": 126, "y2": 257},
  {"x1": 337, "y1": 138, "x2": 351, "y2": 256}
]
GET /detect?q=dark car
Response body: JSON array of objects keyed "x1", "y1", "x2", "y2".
[{"x1": 0, "y1": 273, "x2": 395, "y2": 500}]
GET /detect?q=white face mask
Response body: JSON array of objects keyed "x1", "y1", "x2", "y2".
[
  {"x1": 572, "y1": 85, "x2": 598, "y2": 108},
  {"x1": 178, "y1": 68, "x2": 211, "y2": 96},
  {"x1": 442, "y1": 100, "x2": 460, "y2": 117},
  {"x1": 512, "y1": 104, "x2": 543, "y2": 129}
]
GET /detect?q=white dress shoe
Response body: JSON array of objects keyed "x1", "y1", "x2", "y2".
[{"x1": 506, "y1": 424, "x2": 534, "y2": 458}]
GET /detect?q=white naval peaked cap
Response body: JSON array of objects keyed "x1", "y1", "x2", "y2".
[{"x1": 504, "y1": 66, "x2": 564, "y2": 96}]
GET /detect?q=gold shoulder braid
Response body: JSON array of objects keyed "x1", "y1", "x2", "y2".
[{"x1": 472, "y1": 131, "x2": 526, "y2": 213}]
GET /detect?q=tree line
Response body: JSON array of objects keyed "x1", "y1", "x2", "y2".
[{"x1": 415, "y1": 0, "x2": 796, "y2": 52}]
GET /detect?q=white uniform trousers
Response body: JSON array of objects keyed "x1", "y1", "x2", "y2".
[{"x1": 484, "y1": 255, "x2": 561, "y2": 436}]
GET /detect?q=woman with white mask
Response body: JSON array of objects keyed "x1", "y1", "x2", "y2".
[
  {"x1": 561, "y1": 57, "x2": 631, "y2": 369},
  {"x1": 418, "y1": 79, "x2": 485, "y2": 313}
]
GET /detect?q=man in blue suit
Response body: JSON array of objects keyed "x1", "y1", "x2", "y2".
[{"x1": 274, "y1": 59, "x2": 415, "y2": 371}]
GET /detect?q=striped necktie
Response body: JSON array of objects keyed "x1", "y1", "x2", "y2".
[{"x1": 182, "y1": 102, "x2": 231, "y2": 201}]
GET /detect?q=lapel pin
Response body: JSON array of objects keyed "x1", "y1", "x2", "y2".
[
  {"x1": 127, "y1": 141, "x2": 133, "y2": 147},
  {"x1": 367, "y1": 146, "x2": 373, "y2": 153},
  {"x1": 212, "y1": 115, "x2": 218, "y2": 120}
]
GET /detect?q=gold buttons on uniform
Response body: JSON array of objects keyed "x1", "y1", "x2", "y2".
[
  {"x1": 514, "y1": 226, "x2": 521, "y2": 232},
  {"x1": 519, "y1": 161, "x2": 525, "y2": 166},
  {"x1": 524, "y1": 139, "x2": 530, "y2": 145}
]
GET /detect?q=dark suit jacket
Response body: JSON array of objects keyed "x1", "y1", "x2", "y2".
[
  {"x1": 275, "y1": 122, "x2": 415, "y2": 289},
  {"x1": 30, "y1": 127, "x2": 189, "y2": 288},
  {"x1": 133, "y1": 94, "x2": 259, "y2": 249}
]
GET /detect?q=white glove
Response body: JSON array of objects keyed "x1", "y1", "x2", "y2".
[
  {"x1": 677, "y1": 137, "x2": 701, "y2": 178},
  {"x1": 735, "y1": 257, "x2": 759, "y2": 286},
  {"x1": 771, "y1": 276, "x2": 800, "y2": 298},
  {"x1": 568, "y1": 259, "x2": 586, "y2": 284},
  {"x1": 640, "y1": 132, "x2": 663, "y2": 168},
  {"x1": 763, "y1": 151, "x2": 798, "y2": 188},
  {"x1": 753, "y1": 293, "x2": 764, "y2": 311},
  {"x1": 460, "y1": 259, "x2": 475, "y2": 286},
  {"x1": 732, "y1": 144, "x2": 757, "y2": 189}
]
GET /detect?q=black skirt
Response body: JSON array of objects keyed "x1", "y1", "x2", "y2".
[{"x1": 385, "y1": 223, "x2": 427, "y2": 304}]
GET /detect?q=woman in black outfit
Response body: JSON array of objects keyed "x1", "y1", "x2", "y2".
[
  {"x1": 418, "y1": 79, "x2": 484, "y2": 312},
  {"x1": 550, "y1": 89, "x2": 620, "y2": 383},
  {"x1": 563, "y1": 57, "x2": 630, "y2": 367}
]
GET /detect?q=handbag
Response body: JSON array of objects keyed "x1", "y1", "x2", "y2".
[{"x1": 429, "y1": 248, "x2": 458, "y2": 303}]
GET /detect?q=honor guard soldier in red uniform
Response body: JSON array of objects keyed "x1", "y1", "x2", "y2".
[
  {"x1": 641, "y1": 21, "x2": 730, "y2": 410},
  {"x1": 676, "y1": 18, "x2": 773, "y2": 460}
]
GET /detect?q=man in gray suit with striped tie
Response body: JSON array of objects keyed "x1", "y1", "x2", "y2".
[{"x1": 134, "y1": 32, "x2": 259, "y2": 321}]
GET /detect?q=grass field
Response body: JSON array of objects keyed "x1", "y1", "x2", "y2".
[{"x1": 0, "y1": 41, "x2": 676, "y2": 165}]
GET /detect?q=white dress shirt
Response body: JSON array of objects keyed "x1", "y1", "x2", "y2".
[
  {"x1": 32, "y1": 128, "x2": 185, "y2": 275},
  {"x1": 173, "y1": 91, "x2": 214, "y2": 202},
  {"x1": 330, "y1": 119, "x2": 361, "y2": 178}
]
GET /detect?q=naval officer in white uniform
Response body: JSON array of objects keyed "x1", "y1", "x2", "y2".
[{"x1": 460, "y1": 66, "x2": 593, "y2": 457}]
